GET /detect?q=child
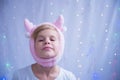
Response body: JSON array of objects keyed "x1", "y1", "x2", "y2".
[{"x1": 12, "y1": 15, "x2": 76, "y2": 80}]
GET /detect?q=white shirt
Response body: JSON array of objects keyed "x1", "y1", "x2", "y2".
[{"x1": 12, "y1": 65, "x2": 76, "y2": 80}]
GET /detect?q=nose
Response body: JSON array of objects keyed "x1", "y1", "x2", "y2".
[{"x1": 44, "y1": 38, "x2": 50, "y2": 44}]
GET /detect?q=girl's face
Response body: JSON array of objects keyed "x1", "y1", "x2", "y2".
[{"x1": 35, "y1": 29, "x2": 60, "y2": 59}]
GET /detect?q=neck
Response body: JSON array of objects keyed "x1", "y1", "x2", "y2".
[{"x1": 32, "y1": 63, "x2": 59, "y2": 77}]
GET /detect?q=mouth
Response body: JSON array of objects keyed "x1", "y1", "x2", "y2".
[{"x1": 42, "y1": 47, "x2": 53, "y2": 51}]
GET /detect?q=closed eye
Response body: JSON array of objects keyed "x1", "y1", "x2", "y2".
[
  {"x1": 38, "y1": 39, "x2": 44, "y2": 42},
  {"x1": 36, "y1": 36, "x2": 44, "y2": 42},
  {"x1": 50, "y1": 38, "x2": 55, "y2": 41},
  {"x1": 50, "y1": 37, "x2": 56, "y2": 41}
]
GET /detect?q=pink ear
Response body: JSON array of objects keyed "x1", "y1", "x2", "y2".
[
  {"x1": 24, "y1": 19, "x2": 34, "y2": 32},
  {"x1": 54, "y1": 15, "x2": 64, "y2": 31}
]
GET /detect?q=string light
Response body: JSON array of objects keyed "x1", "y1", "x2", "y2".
[{"x1": 0, "y1": 76, "x2": 7, "y2": 80}]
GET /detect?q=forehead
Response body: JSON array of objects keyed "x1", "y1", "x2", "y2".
[{"x1": 37, "y1": 29, "x2": 59, "y2": 38}]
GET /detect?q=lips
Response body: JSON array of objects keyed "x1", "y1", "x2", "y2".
[{"x1": 42, "y1": 46, "x2": 53, "y2": 51}]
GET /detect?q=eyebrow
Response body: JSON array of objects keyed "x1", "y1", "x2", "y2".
[{"x1": 37, "y1": 35, "x2": 44, "y2": 37}]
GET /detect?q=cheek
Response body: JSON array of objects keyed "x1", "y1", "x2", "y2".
[
  {"x1": 35, "y1": 42, "x2": 42, "y2": 51},
  {"x1": 54, "y1": 42, "x2": 60, "y2": 51},
  {"x1": 34, "y1": 43, "x2": 43, "y2": 57}
]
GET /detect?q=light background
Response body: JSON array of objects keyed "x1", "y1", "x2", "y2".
[{"x1": 0, "y1": 0, "x2": 120, "y2": 80}]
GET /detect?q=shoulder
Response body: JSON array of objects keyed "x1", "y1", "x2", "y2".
[
  {"x1": 57, "y1": 68, "x2": 76, "y2": 80},
  {"x1": 15, "y1": 65, "x2": 31, "y2": 74},
  {"x1": 12, "y1": 65, "x2": 33, "y2": 80}
]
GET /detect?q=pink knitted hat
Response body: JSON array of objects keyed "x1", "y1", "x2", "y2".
[{"x1": 24, "y1": 15, "x2": 65, "y2": 67}]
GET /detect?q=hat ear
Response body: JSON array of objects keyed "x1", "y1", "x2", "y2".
[
  {"x1": 24, "y1": 19, "x2": 34, "y2": 32},
  {"x1": 54, "y1": 15, "x2": 64, "y2": 31}
]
